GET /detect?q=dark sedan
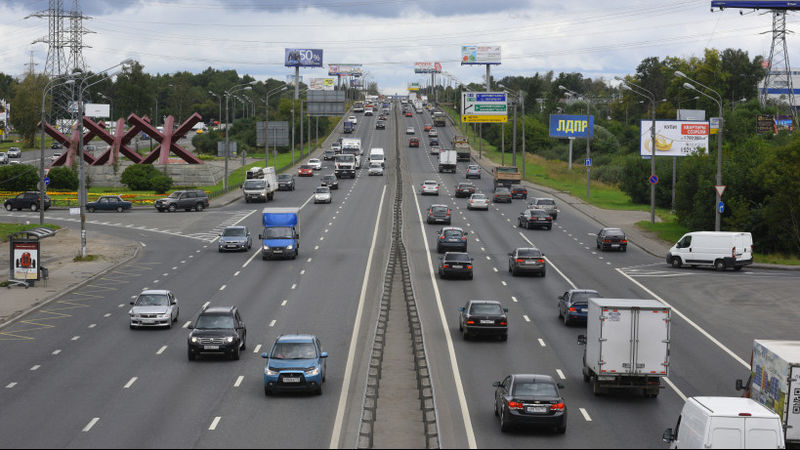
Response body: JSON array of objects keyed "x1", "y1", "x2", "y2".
[
  {"x1": 429, "y1": 138, "x2": 440, "y2": 147},
  {"x1": 376, "y1": 121, "x2": 386, "y2": 130},
  {"x1": 321, "y1": 175, "x2": 339, "y2": 190},
  {"x1": 558, "y1": 289, "x2": 599, "y2": 326},
  {"x1": 438, "y1": 252, "x2": 474, "y2": 279},
  {"x1": 518, "y1": 209, "x2": 553, "y2": 230},
  {"x1": 458, "y1": 300, "x2": 508, "y2": 340},
  {"x1": 494, "y1": 187, "x2": 512, "y2": 203},
  {"x1": 436, "y1": 227, "x2": 468, "y2": 253},
  {"x1": 455, "y1": 182, "x2": 476, "y2": 198},
  {"x1": 322, "y1": 150, "x2": 335, "y2": 161},
  {"x1": 596, "y1": 227, "x2": 628, "y2": 252},
  {"x1": 508, "y1": 247, "x2": 546, "y2": 277},
  {"x1": 87, "y1": 195, "x2": 132, "y2": 213},
  {"x1": 494, "y1": 374, "x2": 567, "y2": 433},
  {"x1": 427, "y1": 204, "x2": 451, "y2": 224},
  {"x1": 511, "y1": 186, "x2": 528, "y2": 199},
  {"x1": 277, "y1": 174, "x2": 295, "y2": 191}
]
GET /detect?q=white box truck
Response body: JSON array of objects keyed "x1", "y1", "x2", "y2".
[
  {"x1": 438, "y1": 150, "x2": 457, "y2": 173},
  {"x1": 578, "y1": 298, "x2": 671, "y2": 397},
  {"x1": 341, "y1": 138, "x2": 362, "y2": 168},
  {"x1": 368, "y1": 148, "x2": 385, "y2": 168},
  {"x1": 242, "y1": 167, "x2": 277, "y2": 202},
  {"x1": 663, "y1": 397, "x2": 785, "y2": 449},
  {"x1": 737, "y1": 340, "x2": 800, "y2": 447},
  {"x1": 667, "y1": 231, "x2": 754, "y2": 271}
]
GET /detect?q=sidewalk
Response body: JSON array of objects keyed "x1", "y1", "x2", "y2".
[
  {"x1": 467, "y1": 149, "x2": 798, "y2": 270},
  {"x1": 0, "y1": 228, "x2": 139, "y2": 327}
]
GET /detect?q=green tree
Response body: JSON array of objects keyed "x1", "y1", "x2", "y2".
[
  {"x1": 10, "y1": 74, "x2": 48, "y2": 147},
  {"x1": 47, "y1": 166, "x2": 78, "y2": 190},
  {"x1": 0, "y1": 164, "x2": 39, "y2": 191},
  {"x1": 120, "y1": 164, "x2": 161, "y2": 191},
  {"x1": 114, "y1": 62, "x2": 154, "y2": 119}
]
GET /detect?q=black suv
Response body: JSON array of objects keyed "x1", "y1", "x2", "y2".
[
  {"x1": 4, "y1": 192, "x2": 51, "y2": 212},
  {"x1": 155, "y1": 190, "x2": 209, "y2": 213},
  {"x1": 376, "y1": 121, "x2": 386, "y2": 130},
  {"x1": 277, "y1": 174, "x2": 296, "y2": 191},
  {"x1": 188, "y1": 306, "x2": 247, "y2": 361}
]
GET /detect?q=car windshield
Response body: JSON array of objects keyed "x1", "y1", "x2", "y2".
[
  {"x1": 370, "y1": 163, "x2": 382, "y2": 168},
  {"x1": 316, "y1": 187, "x2": 329, "y2": 193},
  {"x1": 443, "y1": 230, "x2": 463, "y2": 238},
  {"x1": 469, "y1": 303, "x2": 503, "y2": 315},
  {"x1": 168, "y1": 192, "x2": 181, "y2": 198},
  {"x1": 244, "y1": 180, "x2": 266, "y2": 189},
  {"x1": 513, "y1": 381, "x2": 558, "y2": 397},
  {"x1": 270, "y1": 342, "x2": 317, "y2": 360},
  {"x1": 517, "y1": 249, "x2": 542, "y2": 257},
  {"x1": 309, "y1": 159, "x2": 320, "y2": 164},
  {"x1": 472, "y1": 194, "x2": 486, "y2": 200},
  {"x1": 195, "y1": 314, "x2": 235, "y2": 330},
  {"x1": 263, "y1": 226, "x2": 294, "y2": 239},
  {"x1": 431, "y1": 206, "x2": 448, "y2": 213},
  {"x1": 458, "y1": 184, "x2": 473, "y2": 189},
  {"x1": 571, "y1": 292, "x2": 599, "y2": 304},
  {"x1": 278, "y1": 175, "x2": 292, "y2": 181},
  {"x1": 446, "y1": 253, "x2": 471, "y2": 263},
  {"x1": 135, "y1": 294, "x2": 169, "y2": 306},
  {"x1": 323, "y1": 176, "x2": 335, "y2": 181},
  {"x1": 496, "y1": 188, "x2": 510, "y2": 194},
  {"x1": 222, "y1": 228, "x2": 246, "y2": 237},
  {"x1": 537, "y1": 199, "x2": 556, "y2": 206},
  {"x1": 530, "y1": 209, "x2": 549, "y2": 216}
]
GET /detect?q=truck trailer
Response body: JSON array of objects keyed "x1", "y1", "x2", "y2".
[{"x1": 438, "y1": 150, "x2": 457, "y2": 173}]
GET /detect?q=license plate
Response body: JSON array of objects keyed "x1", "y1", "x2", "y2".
[
  {"x1": 525, "y1": 260, "x2": 535, "y2": 265},
  {"x1": 527, "y1": 406, "x2": 548, "y2": 414},
  {"x1": 581, "y1": 309, "x2": 587, "y2": 312},
  {"x1": 452, "y1": 265, "x2": 463, "y2": 269},
  {"x1": 142, "y1": 320, "x2": 154, "y2": 324},
  {"x1": 611, "y1": 244, "x2": 619, "y2": 247},
  {"x1": 227, "y1": 245, "x2": 237, "y2": 248},
  {"x1": 204, "y1": 345, "x2": 219, "y2": 350},
  {"x1": 480, "y1": 320, "x2": 494, "y2": 324},
  {"x1": 282, "y1": 377, "x2": 301, "y2": 383},
  {"x1": 273, "y1": 250, "x2": 282, "y2": 254}
]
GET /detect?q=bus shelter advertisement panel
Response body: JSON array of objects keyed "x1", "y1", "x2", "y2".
[
  {"x1": 640, "y1": 120, "x2": 709, "y2": 157},
  {"x1": 284, "y1": 48, "x2": 323, "y2": 67},
  {"x1": 12, "y1": 242, "x2": 39, "y2": 280},
  {"x1": 461, "y1": 45, "x2": 501, "y2": 65}
]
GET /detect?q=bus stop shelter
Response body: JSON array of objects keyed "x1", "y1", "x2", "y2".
[{"x1": 7, "y1": 227, "x2": 57, "y2": 289}]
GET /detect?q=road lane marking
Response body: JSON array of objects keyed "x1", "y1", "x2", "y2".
[
  {"x1": 234, "y1": 271, "x2": 240, "y2": 277},
  {"x1": 556, "y1": 369, "x2": 566, "y2": 380},
  {"x1": 269, "y1": 320, "x2": 276, "y2": 327},
  {"x1": 664, "y1": 377, "x2": 688, "y2": 402},
  {"x1": 518, "y1": 232, "x2": 577, "y2": 289},
  {"x1": 242, "y1": 249, "x2": 260, "y2": 268},
  {"x1": 140, "y1": 242, "x2": 147, "y2": 247},
  {"x1": 281, "y1": 300, "x2": 288, "y2": 306},
  {"x1": 104, "y1": 313, "x2": 111, "y2": 318},
  {"x1": 209, "y1": 417, "x2": 221, "y2": 431},
  {"x1": 172, "y1": 267, "x2": 178, "y2": 270},
  {"x1": 523, "y1": 315, "x2": 531, "y2": 323},
  {"x1": 71, "y1": 336, "x2": 80, "y2": 341},
  {"x1": 124, "y1": 377, "x2": 137, "y2": 389},
  {"x1": 291, "y1": 283, "x2": 297, "y2": 290},
  {"x1": 330, "y1": 185, "x2": 387, "y2": 449},
  {"x1": 501, "y1": 281, "x2": 507, "y2": 286},
  {"x1": 162, "y1": 273, "x2": 169, "y2": 277},
  {"x1": 234, "y1": 376, "x2": 244, "y2": 388},
  {"x1": 493, "y1": 267, "x2": 498, "y2": 272},
  {"x1": 52, "y1": 349, "x2": 61, "y2": 355},
  {"x1": 153, "y1": 280, "x2": 159, "y2": 284},
  {"x1": 315, "y1": 245, "x2": 320, "y2": 251},
  {"x1": 485, "y1": 256, "x2": 491, "y2": 260},
  {"x1": 5, "y1": 383, "x2": 16, "y2": 389},
  {"x1": 253, "y1": 344, "x2": 262, "y2": 354},
  {"x1": 615, "y1": 268, "x2": 749, "y2": 368},
  {"x1": 580, "y1": 408, "x2": 592, "y2": 422},
  {"x1": 538, "y1": 339, "x2": 546, "y2": 347},
  {"x1": 409, "y1": 183, "x2": 477, "y2": 449},
  {"x1": 202, "y1": 301, "x2": 210, "y2": 309},
  {"x1": 300, "y1": 270, "x2": 306, "y2": 275},
  {"x1": 182, "y1": 321, "x2": 191, "y2": 329},
  {"x1": 307, "y1": 258, "x2": 313, "y2": 263},
  {"x1": 30, "y1": 365, "x2": 40, "y2": 371},
  {"x1": 82, "y1": 418, "x2": 100, "y2": 432},
  {"x1": 511, "y1": 296, "x2": 518, "y2": 303},
  {"x1": 156, "y1": 345, "x2": 168, "y2": 355},
  {"x1": 88, "y1": 324, "x2": 96, "y2": 329},
  {"x1": 219, "y1": 285, "x2": 226, "y2": 291}
]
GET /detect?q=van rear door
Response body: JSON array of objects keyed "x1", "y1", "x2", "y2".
[
  {"x1": 709, "y1": 417, "x2": 745, "y2": 448},
  {"x1": 744, "y1": 417, "x2": 784, "y2": 449}
]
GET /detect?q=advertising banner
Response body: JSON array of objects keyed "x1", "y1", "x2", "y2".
[
  {"x1": 310, "y1": 78, "x2": 335, "y2": 91},
  {"x1": 640, "y1": 120, "x2": 710, "y2": 157},
  {"x1": 676, "y1": 109, "x2": 706, "y2": 121},
  {"x1": 461, "y1": 45, "x2": 502, "y2": 65},
  {"x1": 776, "y1": 114, "x2": 794, "y2": 132},
  {"x1": 84, "y1": 103, "x2": 110, "y2": 118},
  {"x1": 284, "y1": 48, "x2": 323, "y2": 67},
  {"x1": 12, "y1": 242, "x2": 39, "y2": 281},
  {"x1": 408, "y1": 82, "x2": 421, "y2": 92},
  {"x1": 328, "y1": 64, "x2": 362, "y2": 76},
  {"x1": 461, "y1": 92, "x2": 508, "y2": 123},
  {"x1": 414, "y1": 62, "x2": 442, "y2": 74},
  {"x1": 549, "y1": 114, "x2": 594, "y2": 139}
]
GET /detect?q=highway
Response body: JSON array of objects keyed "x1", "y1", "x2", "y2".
[{"x1": 0, "y1": 101, "x2": 798, "y2": 448}]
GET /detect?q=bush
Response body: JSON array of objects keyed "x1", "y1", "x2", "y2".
[
  {"x1": 47, "y1": 166, "x2": 78, "y2": 190},
  {"x1": 0, "y1": 164, "x2": 38, "y2": 191},
  {"x1": 120, "y1": 164, "x2": 173, "y2": 191}
]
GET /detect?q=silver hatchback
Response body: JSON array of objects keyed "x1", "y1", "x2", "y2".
[
  {"x1": 129, "y1": 290, "x2": 179, "y2": 329},
  {"x1": 467, "y1": 193, "x2": 490, "y2": 210}
]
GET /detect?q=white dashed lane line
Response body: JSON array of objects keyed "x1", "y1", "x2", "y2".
[
  {"x1": 156, "y1": 345, "x2": 168, "y2": 355},
  {"x1": 71, "y1": 336, "x2": 80, "y2": 341},
  {"x1": 82, "y1": 418, "x2": 100, "y2": 432},
  {"x1": 511, "y1": 296, "x2": 518, "y2": 303},
  {"x1": 209, "y1": 417, "x2": 221, "y2": 431},
  {"x1": 124, "y1": 377, "x2": 138, "y2": 389},
  {"x1": 269, "y1": 320, "x2": 276, "y2": 327},
  {"x1": 538, "y1": 338, "x2": 547, "y2": 347},
  {"x1": 253, "y1": 344, "x2": 262, "y2": 354},
  {"x1": 234, "y1": 376, "x2": 244, "y2": 388},
  {"x1": 5, "y1": 382, "x2": 17, "y2": 389},
  {"x1": 30, "y1": 365, "x2": 40, "y2": 371},
  {"x1": 580, "y1": 408, "x2": 592, "y2": 422},
  {"x1": 52, "y1": 349, "x2": 61, "y2": 355},
  {"x1": 182, "y1": 321, "x2": 191, "y2": 329},
  {"x1": 281, "y1": 300, "x2": 288, "y2": 306},
  {"x1": 104, "y1": 313, "x2": 111, "y2": 318},
  {"x1": 556, "y1": 369, "x2": 566, "y2": 380},
  {"x1": 522, "y1": 315, "x2": 531, "y2": 323}
]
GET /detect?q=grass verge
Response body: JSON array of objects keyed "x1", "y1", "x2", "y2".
[{"x1": 0, "y1": 223, "x2": 60, "y2": 242}]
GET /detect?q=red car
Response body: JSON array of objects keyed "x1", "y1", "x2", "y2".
[
  {"x1": 298, "y1": 165, "x2": 314, "y2": 177},
  {"x1": 405, "y1": 111, "x2": 413, "y2": 117},
  {"x1": 423, "y1": 124, "x2": 433, "y2": 132},
  {"x1": 409, "y1": 137, "x2": 420, "y2": 148}
]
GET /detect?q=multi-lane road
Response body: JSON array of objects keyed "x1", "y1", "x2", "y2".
[{"x1": 0, "y1": 102, "x2": 797, "y2": 448}]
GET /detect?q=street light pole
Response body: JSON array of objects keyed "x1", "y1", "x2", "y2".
[
  {"x1": 618, "y1": 78, "x2": 657, "y2": 224},
  {"x1": 560, "y1": 85, "x2": 593, "y2": 197},
  {"x1": 40, "y1": 76, "x2": 75, "y2": 225}
]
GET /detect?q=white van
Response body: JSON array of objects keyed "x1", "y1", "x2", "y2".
[
  {"x1": 369, "y1": 148, "x2": 385, "y2": 168},
  {"x1": 242, "y1": 167, "x2": 277, "y2": 203},
  {"x1": 666, "y1": 231, "x2": 753, "y2": 271},
  {"x1": 663, "y1": 397, "x2": 785, "y2": 449}
]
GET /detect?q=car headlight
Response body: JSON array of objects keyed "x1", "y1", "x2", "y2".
[
  {"x1": 226, "y1": 336, "x2": 234, "y2": 343},
  {"x1": 265, "y1": 368, "x2": 279, "y2": 376},
  {"x1": 158, "y1": 314, "x2": 169, "y2": 319},
  {"x1": 305, "y1": 367, "x2": 320, "y2": 376},
  {"x1": 263, "y1": 245, "x2": 270, "y2": 250},
  {"x1": 286, "y1": 244, "x2": 294, "y2": 250},
  {"x1": 191, "y1": 337, "x2": 197, "y2": 343}
]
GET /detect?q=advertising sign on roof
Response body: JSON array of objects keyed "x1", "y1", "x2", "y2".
[
  {"x1": 284, "y1": 48, "x2": 323, "y2": 68},
  {"x1": 414, "y1": 62, "x2": 442, "y2": 74},
  {"x1": 640, "y1": 120, "x2": 710, "y2": 157},
  {"x1": 461, "y1": 45, "x2": 502, "y2": 65},
  {"x1": 408, "y1": 82, "x2": 421, "y2": 92}
]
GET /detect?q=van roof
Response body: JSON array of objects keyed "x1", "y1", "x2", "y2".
[
  {"x1": 684, "y1": 231, "x2": 752, "y2": 238},
  {"x1": 691, "y1": 397, "x2": 780, "y2": 419}
]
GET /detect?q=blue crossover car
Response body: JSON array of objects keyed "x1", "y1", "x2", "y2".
[{"x1": 262, "y1": 334, "x2": 327, "y2": 395}]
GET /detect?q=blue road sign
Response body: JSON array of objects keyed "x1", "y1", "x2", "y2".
[
  {"x1": 718, "y1": 201, "x2": 725, "y2": 214},
  {"x1": 649, "y1": 175, "x2": 659, "y2": 185},
  {"x1": 44, "y1": 177, "x2": 50, "y2": 186},
  {"x1": 585, "y1": 158, "x2": 592, "y2": 167}
]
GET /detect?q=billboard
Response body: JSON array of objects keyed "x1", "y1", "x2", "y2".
[
  {"x1": 307, "y1": 90, "x2": 345, "y2": 116},
  {"x1": 549, "y1": 114, "x2": 594, "y2": 139},
  {"x1": 328, "y1": 64, "x2": 362, "y2": 76},
  {"x1": 676, "y1": 109, "x2": 706, "y2": 121},
  {"x1": 711, "y1": 1, "x2": 800, "y2": 10},
  {"x1": 776, "y1": 114, "x2": 794, "y2": 132},
  {"x1": 284, "y1": 48, "x2": 323, "y2": 67},
  {"x1": 461, "y1": 92, "x2": 508, "y2": 123},
  {"x1": 84, "y1": 103, "x2": 110, "y2": 118},
  {"x1": 461, "y1": 45, "x2": 502, "y2": 65},
  {"x1": 310, "y1": 78, "x2": 335, "y2": 91},
  {"x1": 640, "y1": 120, "x2": 710, "y2": 157},
  {"x1": 408, "y1": 82, "x2": 421, "y2": 92},
  {"x1": 257, "y1": 121, "x2": 290, "y2": 147},
  {"x1": 414, "y1": 62, "x2": 442, "y2": 74}
]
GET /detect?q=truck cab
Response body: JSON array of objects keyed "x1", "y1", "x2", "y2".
[
  {"x1": 259, "y1": 208, "x2": 300, "y2": 260},
  {"x1": 343, "y1": 121, "x2": 355, "y2": 134}
]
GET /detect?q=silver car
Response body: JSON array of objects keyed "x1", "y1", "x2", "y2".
[
  {"x1": 0, "y1": 152, "x2": 7, "y2": 164},
  {"x1": 368, "y1": 162, "x2": 384, "y2": 176},
  {"x1": 7, "y1": 147, "x2": 21, "y2": 158},
  {"x1": 218, "y1": 225, "x2": 252, "y2": 252},
  {"x1": 467, "y1": 193, "x2": 490, "y2": 210},
  {"x1": 529, "y1": 197, "x2": 559, "y2": 220},
  {"x1": 129, "y1": 290, "x2": 179, "y2": 329},
  {"x1": 420, "y1": 180, "x2": 440, "y2": 196},
  {"x1": 406, "y1": 127, "x2": 415, "y2": 135},
  {"x1": 314, "y1": 186, "x2": 332, "y2": 204}
]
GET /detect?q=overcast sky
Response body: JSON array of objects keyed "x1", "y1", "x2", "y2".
[{"x1": 0, "y1": 0, "x2": 794, "y2": 94}]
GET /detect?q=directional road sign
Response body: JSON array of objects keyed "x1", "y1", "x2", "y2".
[
  {"x1": 461, "y1": 92, "x2": 508, "y2": 123},
  {"x1": 649, "y1": 175, "x2": 659, "y2": 185},
  {"x1": 44, "y1": 177, "x2": 50, "y2": 186},
  {"x1": 715, "y1": 185, "x2": 726, "y2": 198},
  {"x1": 718, "y1": 201, "x2": 725, "y2": 214},
  {"x1": 584, "y1": 158, "x2": 592, "y2": 167}
]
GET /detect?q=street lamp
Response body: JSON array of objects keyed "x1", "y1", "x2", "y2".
[
  {"x1": 559, "y1": 85, "x2": 593, "y2": 197},
  {"x1": 223, "y1": 81, "x2": 257, "y2": 190},
  {"x1": 264, "y1": 85, "x2": 288, "y2": 168},
  {"x1": 39, "y1": 76, "x2": 76, "y2": 225},
  {"x1": 616, "y1": 76, "x2": 657, "y2": 224},
  {"x1": 208, "y1": 91, "x2": 222, "y2": 127}
]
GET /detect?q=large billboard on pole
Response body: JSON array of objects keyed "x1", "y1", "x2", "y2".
[
  {"x1": 284, "y1": 48, "x2": 323, "y2": 67},
  {"x1": 549, "y1": 114, "x2": 594, "y2": 139},
  {"x1": 408, "y1": 82, "x2": 421, "y2": 92},
  {"x1": 414, "y1": 62, "x2": 442, "y2": 73},
  {"x1": 328, "y1": 64, "x2": 362, "y2": 76},
  {"x1": 640, "y1": 120, "x2": 710, "y2": 157},
  {"x1": 461, "y1": 45, "x2": 501, "y2": 65}
]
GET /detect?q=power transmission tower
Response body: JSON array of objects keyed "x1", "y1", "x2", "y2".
[
  {"x1": 763, "y1": 10, "x2": 797, "y2": 120},
  {"x1": 65, "y1": 0, "x2": 93, "y2": 73},
  {"x1": 27, "y1": 0, "x2": 68, "y2": 77},
  {"x1": 25, "y1": 50, "x2": 39, "y2": 75}
]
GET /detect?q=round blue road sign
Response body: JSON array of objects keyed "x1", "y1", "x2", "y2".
[{"x1": 649, "y1": 175, "x2": 659, "y2": 185}]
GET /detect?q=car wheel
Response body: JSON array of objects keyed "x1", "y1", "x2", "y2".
[
  {"x1": 556, "y1": 424, "x2": 567, "y2": 434},
  {"x1": 265, "y1": 386, "x2": 272, "y2": 396},
  {"x1": 232, "y1": 346, "x2": 240, "y2": 361},
  {"x1": 168, "y1": 204, "x2": 177, "y2": 213},
  {"x1": 4, "y1": 204, "x2": 11, "y2": 211},
  {"x1": 30, "y1": 203, "x2": 38, "y2": 212},
  {"x1": 540, "y1": 269, "x2": 546, "y2": 277},
  {"x1": 468, "y1": 273, "x2": 473, "y2": 280},
  {"x1": 88, "y1": 206, "x2": 95, "y2": 213},
  {"x1": 241, "y1": 335, "x2": 246, "y2": 351},
  {"x1": 500, "y1": 333, "x2": 508, "y2": 342},
  {"x1": 116, "y1": 206, "x2": 124, "y2": 213},
  {"x1": 621, "y1": 246, "x2": 627, "y2": 252},
  {"x1": 734, "y1": 265, "x2": 743, "y2": 271},
  {"x1": 315, "y1": 385, "x2": 323, "y2": 395},
  {"x1": 563, "y1": 314, "x2": 570, "y2": 326},
  {"x1": 188, "y1": 350, "x2": 196, "y2": 361},
  {"x1": 196, "y1": 203, "x2": 205, "y2": 212},
  {"x1": 494, "y1": 400, "x2": 500, "y2": 417},
  {"x1": 511, "y1": 267, "x2": 518, "y2": 277},
  {"x1": 500, "y1": 408, "x2": 511, "y2": 433},
  {"x1": 462, "y1": 330, "x2": 469, "y2": 341},
  {"x1": 671, "y1": 257, "x2": 682, "y2": 269},
  {"x1": 714, "y1": 260, "x2": 726, "y2": 272},
  {"x1": 596, "y1": 242, "x2": 600, "y2": 250}
]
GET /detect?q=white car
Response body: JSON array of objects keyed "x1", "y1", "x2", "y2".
[
  {"x1": 428, "y1": 129, "x2": 438, "y2": 137},
  {"x1": 314, "y1": 186, "x2": 332, "y2": 204},
  {"x1": 129, "y1": 290, "x2": 179, "y2": 329},
  {"x1": 7, "y1": 147, "x2": 22, "y2": 158},
  {"x1": 430, "y1": 146, "x2": 441, "y2": 156},
  {"x1": 420, "y1": 180, "x2": 440, "y2": 196},
  {"x1": 406, "y1": 127, "x2": 415, "y2": 135},
  {"x1": 467, "y1": 193, "x2": 490, "y2": 210},
  {"x1": 0, "y1": 152, "x2": 7, "y2": 164},
  {"x1": 50, "y1": 152, "x2": 62, "y2": 162},
  {"x1": 368, "y1": 162, "x2": 384, "y2": 176},
  {"x1": 331, "y1": 142, "x2": 342, "y2": 153},
  {"x1": 348, "y1": 115, "x2": 358, "y2": 125},
  {"x1": 308, "y1": 158, "x2": 322, "y2": 170}
]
